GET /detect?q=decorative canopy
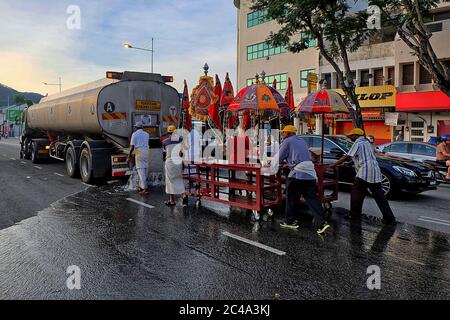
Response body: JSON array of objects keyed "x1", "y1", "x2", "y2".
[{"x1": 190, "y1": 64, "x2": 218, "y2": 121}]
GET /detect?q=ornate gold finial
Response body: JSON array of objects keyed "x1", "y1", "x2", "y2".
[
  {"x1": 260, "y1": 70, "x2": 266, "y2": 84},
  {"x1": 254, "y1": 73, "x2": 260, "y2": 84}
]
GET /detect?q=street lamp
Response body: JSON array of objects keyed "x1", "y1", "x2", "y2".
[
  {"x1": 43, "y1": 77, "x2": 62, "y2": 93},
  {"x1": 123, "y1": 38, "x2": 155, "y2": 73}
]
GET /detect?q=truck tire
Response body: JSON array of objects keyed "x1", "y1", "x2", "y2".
[
  {"x1": 80, "y1": 148, "x2": 94, "y2": 184},
  {"x1": 66, "y1": 147, "x2": 79, "y2": 178},
  {"x1": 31, "y1": 142, "x2": 39, "y2": 164}
]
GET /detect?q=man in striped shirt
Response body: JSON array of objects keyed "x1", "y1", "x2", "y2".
[{"x1": 331, "y1": 128, "x2": 396, "y2": 225}]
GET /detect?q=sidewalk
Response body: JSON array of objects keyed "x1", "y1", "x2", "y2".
[{"x1": 0, "y1": 136, "x2": 20, "y2": 147}]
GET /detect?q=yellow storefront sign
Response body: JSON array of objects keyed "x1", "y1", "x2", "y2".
[
  {"x1": 136, "y1": 100, "x2": 161, "y2": 111},
  {"x1": 334, "y1": 85, "x2": 396, "y2": 108}
]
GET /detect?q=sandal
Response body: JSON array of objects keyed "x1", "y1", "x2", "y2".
[{"x1": 165, "y1": 201, "x2": 176, "y2": 206}]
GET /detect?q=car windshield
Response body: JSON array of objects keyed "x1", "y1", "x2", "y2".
[{"x1": 328, "y1": 136, "x2": 353, "y2": 152}]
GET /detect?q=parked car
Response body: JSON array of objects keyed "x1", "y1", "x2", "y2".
[
  {"x1": 377, "y1": 141, "x2": 436, "y2": 162},
  {"x1": 299, "y1": 135, "x2": 437, "y2": 198}
]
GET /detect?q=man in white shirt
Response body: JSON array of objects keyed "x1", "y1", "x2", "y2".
[
  {"x1": 331, "y1": 128, "x2": 396, "y2": 225},
  {"x1": 128, "y1": 122, "x2": 150, "y2": 194}
]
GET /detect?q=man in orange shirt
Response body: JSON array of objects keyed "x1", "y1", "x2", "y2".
[{"x1": 436, "y1": 136, "x2": 450, "y2": 179}]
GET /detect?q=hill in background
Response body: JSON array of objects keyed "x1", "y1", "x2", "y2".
[{"x1": 0, "y1": 83, "x2": 44, "y2": 106}]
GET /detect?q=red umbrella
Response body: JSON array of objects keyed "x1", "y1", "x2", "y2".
[
  {"x1": 181, "y1": 80, "x2": 192, "y2": 130},
  {"x1": 296, "y1": 89, "x2": 354, "y2": 164}
]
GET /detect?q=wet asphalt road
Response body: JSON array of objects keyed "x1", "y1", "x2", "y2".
[
  {"x1": 0, "y1": 139, "x2": 86, "y2": 230},
  {"x1": 1, "y1": 139, "x2": 449, "y2": 299}
]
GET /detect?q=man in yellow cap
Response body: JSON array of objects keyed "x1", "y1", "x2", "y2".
[
  {"x1": 331, "y1": 128, "x2": 396, "y2": 225},
  {"x1": 163, "y1": 125, "x2": 189, "y2": 206},
  {"x1": 271, "y1": 125, "x2": 331, "y2": 235}
]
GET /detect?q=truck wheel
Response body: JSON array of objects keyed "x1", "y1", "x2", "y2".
[
  {"x1": 80, "y1": 148, "x2": 94, "y2": 184},
  {"x1": 31, "y1": 142, "x2": 39, "y2": 164},
  {"x1": 66, "y1": 147, "x2": 79, "y2": 178}
]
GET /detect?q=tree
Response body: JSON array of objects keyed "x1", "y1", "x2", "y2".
[
  {"x1": 14, "y1": 94, "x2": 26, "y2": 106},
  {"x1": 251, "y1": 0, "x2": 374, "y2": 129},
  {"x1": 372, "y1": 0, "x2": 450, "y2": 97}
]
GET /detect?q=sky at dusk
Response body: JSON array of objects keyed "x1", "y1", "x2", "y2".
[{"x1": 0, "y1": 0, "x2": 237, "y2": 95}]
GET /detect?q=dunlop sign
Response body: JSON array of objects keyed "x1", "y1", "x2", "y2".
[
  {"x1": 334, "y1": 85, "x2": 396, "y2": 108},
  {"x1": 136, "y1": 100, "x2": 161, "y2": 111}
]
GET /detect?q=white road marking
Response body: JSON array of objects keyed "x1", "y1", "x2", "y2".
[
  {"x1": 20, "y1": 161, "x2": 26, "y2": 165},
  {"x1": 54, "y1": 173, "x2": 64, "y2": 177},
  {"x1": 126, "y1": 198, "x2": 155, "y2": 209},
  {"x1": 34, "y1": 166, "x2": 42, "y2": 170},
  {"x1": 418, "y1": 218, "x2": 450, "y2": 227},
  {"x1": 222, "y1": 231, "x2": 286, "y2": 256},
  {"x1": 81, "y1": 182, "x2": 97, "y2": 187},
  {"x1": 11, "y1": 158, "x2": 16, "y2": 161},
  {"x1": 26, "y1": 176, "x2": 31, "y2": 179},
  {"x1": 419, "y1": 216, "x2": 450, "y2": 224}
]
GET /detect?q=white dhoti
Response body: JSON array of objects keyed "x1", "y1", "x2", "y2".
[
  {"x1": 135, "y1": 148, "x2": 150, "y2": 190},
  {"x1": 165, "y1": 158, "x2": 185, "y2": 195}
]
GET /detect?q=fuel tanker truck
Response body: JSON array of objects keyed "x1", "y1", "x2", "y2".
[{"x1": 20, "y1": 71, "x2": 181, "y2": 183}]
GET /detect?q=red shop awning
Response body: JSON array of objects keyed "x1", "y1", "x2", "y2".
[{"x1": 397, "y1": 91, "x2": 450, "y2": 112}]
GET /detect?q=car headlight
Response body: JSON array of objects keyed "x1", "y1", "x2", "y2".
[{"x1": 393, "y1": 166, "x2": 417, "y2": 177}]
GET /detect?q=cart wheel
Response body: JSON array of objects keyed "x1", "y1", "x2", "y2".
[
  {"x1": 252, "y1": 210, "x2": 260, "y2": 222},
  {"x1": 195, "y1": 200, "x2": 202, "y2": 209}
]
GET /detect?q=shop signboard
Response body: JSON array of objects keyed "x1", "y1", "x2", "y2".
[{"x1": 385, "y1": 112, "x2": 399, "y2": 126}]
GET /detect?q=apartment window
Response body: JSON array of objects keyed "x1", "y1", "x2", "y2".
[
  {"x1": 322, "y1": 73, "x2": 332, "y2": 88},
  {"x1": 426, "y1": 22, "x2": 443, "y2": 33},
  {"x1": 300, "y1": 69, "x2": 316, "y2": 88},
  {"x1": 247, "y1": 9, "x2": 270, "y2": 28},
  {"x1": 387, "y1": 67, "x2": 395, "y2": 85},
  {"x1": 374, "y1": 69, "x2": 384, "y2": 86},
  {"x1": 402, "y1": 64, "x2": 414, "y2": 85},
  {"x1": 247, "y1": 73, "x2": 288, "y2": 90},
  {"x1": 360, "y1": 69, "x2": 370, "y2": 87},
  {"x1": 301, "y1": 32, "x2": 317, "y2": 48},
  {"x1": 247, "y1": 41, "x2": 287, "y2": 61},
  {"x1": 419, "y1": 65, "x2": 432, "y2": 84}
]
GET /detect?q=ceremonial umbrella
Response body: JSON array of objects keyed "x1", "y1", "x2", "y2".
[
  {"x1": 220, "y1": 73, "x2": 237, "y2": 129},
  {"x1": 296, "y1": 89, "x2": 355, "y2": 164},
  {"x1": 228, "y1": 81, "x2": 286, "y2": 117},
  {"x1": 181, "y1": 80, "x2": 192, "y2": 130},
  {"x1": 208, "y1": 74, "x2": 222, "y2": 129}
]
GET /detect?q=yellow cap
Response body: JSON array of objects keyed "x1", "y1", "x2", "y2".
[
  {"x1": 167, "y1": 125, "x2": 177, "y2": 133},
  {"x1": 281, "y1": 125, "x2": 298, "y2": 133},
  {"x1": 347, "y1": 128, "x2": 365, "y2": 136}
]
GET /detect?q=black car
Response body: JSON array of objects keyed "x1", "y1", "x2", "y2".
[{"x1": 299, "y1": 135, "x2": 438, "y2": 198}]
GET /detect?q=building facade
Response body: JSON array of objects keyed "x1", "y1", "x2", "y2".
[
  {"x1": 394, "y1": 1, "x2": 450, "y2": 142},
  {"x1": 233, "y1": 0, "x2": 450, "y2": 142},
  {"x1": 234, "y1": 0, "x2": 320, "y2": 106}
]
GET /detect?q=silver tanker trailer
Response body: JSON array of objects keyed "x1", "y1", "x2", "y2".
[{"x1": 20, "y1": 71, "x2": 181, "y2": 183}]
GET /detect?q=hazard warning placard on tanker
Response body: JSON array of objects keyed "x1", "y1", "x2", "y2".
[{"x1": 136, "y1": 100, "x2": 161, "y2": 111}]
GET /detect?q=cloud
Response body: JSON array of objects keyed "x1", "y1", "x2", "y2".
[{"x1": 0, "y1": 0, "x2": 237, "y2": 96}]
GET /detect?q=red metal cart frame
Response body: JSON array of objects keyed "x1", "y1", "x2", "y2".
[{"x1": 184, "y1": 162, "x2": 283, "y2": 221}]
